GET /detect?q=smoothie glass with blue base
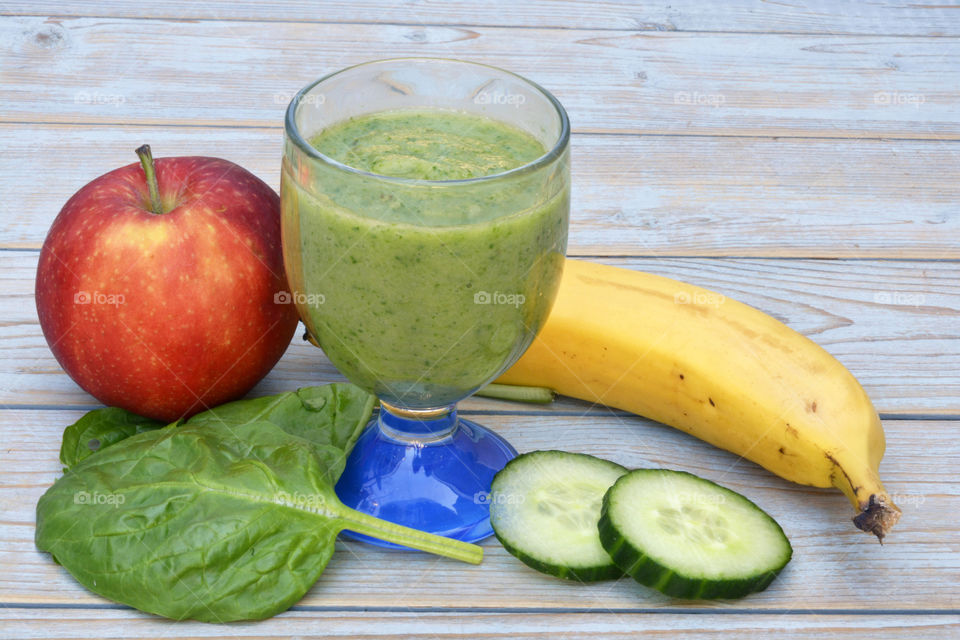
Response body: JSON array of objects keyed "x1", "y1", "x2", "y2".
[{"x1": 281, "y1": 58, "x2": 570, "y2": 545}]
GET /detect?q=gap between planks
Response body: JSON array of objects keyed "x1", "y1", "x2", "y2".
[
  {"x1": 0, "y1": 403, "x2": 956, "y2": 422},
  {"x1": 9, "y1": 13, "x2": 960, "y2": 38},
  {"x1": 4, "y1": 120, "x2": 960, "y2": 143},
  {"x1": 7, "y1": 248, "x2": 960, "y2": 263},
  {"x1": 1, "y1": 602, "x2": 959, "y2": 616},
  {"x1": 5, "y1": 0, "x2": 960, "y2": 37}
]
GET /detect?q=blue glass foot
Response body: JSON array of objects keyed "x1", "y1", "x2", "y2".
[{"x1": 335, "y1": 401, "x2": 517, "y2": 547}]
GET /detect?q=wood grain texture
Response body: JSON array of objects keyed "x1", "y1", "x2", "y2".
[
  {"x1": 0, "y1": 609, "x2": 958, "y2": 640},
  {"x1": 2, "y1": 17, "x2": 958, "y2": 138},
  {"x1": 3, "y1": 250, "x2": 956, "y2": 415},
  {"x1": 5, "y1": 0, "x2": 960, "y2": 36},
  {"x1": 2, "y1": 124, "x2": 958, "y2": 257},
  {"x1": 1, "y1": 1, "x2": 957, "y2": 636},
  {"x1": 2, "y1": 411, "x2": 957, "y2": 611}
]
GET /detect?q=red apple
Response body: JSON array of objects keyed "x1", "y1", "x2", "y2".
[{"x1": 35, "y1": 145, "x2": 299, "y2": 422}]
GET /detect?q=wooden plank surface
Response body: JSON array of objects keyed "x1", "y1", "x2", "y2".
[
  {"x1": 2, "y1": 125, "x2": 958, "y2": 257},
  {"x1": 5, "y1": 0, "x2": 960, "y2": 36},
  {"x1": 2, "y1": 0, "x2": 958, "y2": 637},
  {"x1": 2, "y1": 17, "x2": 958, "y2": 139},
  {"x1": 2, "y1": 412, "x2": 956, "y2": 611},
  {"x1": 1, "y1": 609, "x2": 958, "y2": 640},
  {"x1": 2, "y1": 250, "x2": 956, "y2": 415}
]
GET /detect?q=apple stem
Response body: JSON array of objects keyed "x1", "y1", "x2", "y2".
[{"x1": 135, "y1": 144, "x2": 164, "y2": 215}]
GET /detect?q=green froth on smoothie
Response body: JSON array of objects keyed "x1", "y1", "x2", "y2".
[
  {"x1": 282, "y1": 107, "x2": 569, "y2": 408},
  {"x1": 301, "y1": 109, "x2": 559, "y2": 227},
  {"x1": 310, "y1": 109, "x2": 546, "y2": 180}
]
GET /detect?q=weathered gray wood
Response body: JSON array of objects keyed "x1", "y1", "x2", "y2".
[
  {"x1": 0, "y1": 609, "x2": 957, "y2": 639},
  {"x1": 4, "y1": 250, "x2": 957, "y2": 415},
  {"x1": 2, "y1": 125, "x2": 958, "y2": 257},
  {"x1": 2, "y1": 18, "x2": 957, "y2": 138},
  {"x1": 1, "y1": 411, "x2": 955, "y2": 612},
  {"x1": 5, "y1": 0, "x2": 960, "y2": 36},
  {"x1": 2, "y1": 1, "x2": 958, "y2": 636}
]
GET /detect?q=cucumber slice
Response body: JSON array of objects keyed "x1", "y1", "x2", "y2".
[
  {"x1": 490, "y1": 450, "x2": 627, "y2": 581},
  {"x1": 599, "y1": 469, "x2": 792, "y2": 599}
]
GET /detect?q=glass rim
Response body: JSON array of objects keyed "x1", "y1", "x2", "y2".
[{"x1": 284, "y1": 57, "x2": 571, "y2": 186}]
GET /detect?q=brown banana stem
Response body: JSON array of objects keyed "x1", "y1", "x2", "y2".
[
  {"x1": 829, "y1": 456, "x2": 901, "y2": 542},
  {"x1": 853, "y1": 494, "x2": 902, "y2": 543}
]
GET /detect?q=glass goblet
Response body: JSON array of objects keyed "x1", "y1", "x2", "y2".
[{"x1": 281, "y1": 58, "x2": 570, "y2": 544}]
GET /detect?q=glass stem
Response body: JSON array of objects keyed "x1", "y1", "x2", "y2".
[{"x1": 377, "y1": 400, "x2": 459, "y2": 441}]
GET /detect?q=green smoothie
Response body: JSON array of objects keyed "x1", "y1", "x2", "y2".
[{"x1": 281, "y1": 108, "x2": 569, "y2": 408}]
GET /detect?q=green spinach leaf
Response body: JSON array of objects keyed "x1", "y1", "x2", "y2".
[
  {"x1": 59, "y1": 385, "x2": 374, "y2": 473},
  {"x1": 36, "y1": 384, "x2": 481, "y2": 622},
  {"x1": 60, "y1": 407, "x2": 164, "y2": 470},
  {"x1": 186, "y1": 385, "x2": 371, "y2": 462}
]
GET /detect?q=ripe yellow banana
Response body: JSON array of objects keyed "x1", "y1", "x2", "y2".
[{"x1": 498, "y1": 259, "x2": 901, "y2": 540}]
